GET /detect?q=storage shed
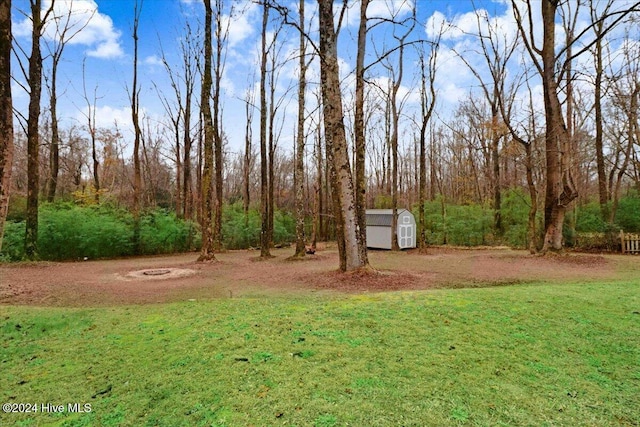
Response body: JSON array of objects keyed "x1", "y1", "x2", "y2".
[{"x1": 365, "y1": 209, "x2": 416, "y2": 250}]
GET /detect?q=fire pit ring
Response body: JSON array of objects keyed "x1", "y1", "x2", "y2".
[
  {"x1": 121, "y1": 267, "x2": 197, "y2": 280},
  {"x1": 142, "y1": 269, "x2": 172, "y2": 276}
]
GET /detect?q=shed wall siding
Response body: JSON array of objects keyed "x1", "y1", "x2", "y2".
[
  {"x1": 365, "y1": 209, "x2": 417, "y2": 249},
  {"x1": 366, "y1": 225, "x2": 392, "y2": 250}
]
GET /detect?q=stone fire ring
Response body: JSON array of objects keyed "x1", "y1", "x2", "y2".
[{"x1": 124, "y1": 268, "x2": 197, "y2": 280}]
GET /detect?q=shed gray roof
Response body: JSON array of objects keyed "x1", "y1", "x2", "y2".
[{"x1": 365, "y1": 209, "x2": 409, "y2": 227}]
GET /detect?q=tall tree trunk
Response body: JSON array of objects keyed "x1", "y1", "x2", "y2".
[
  {"x1": 25, "y1": 0, "x2": 48, "y2": 259},
  {"x1": 243, "y1": 93, "x2": 252, "y2": 227},
  {"x1": 524, "y1": 141, "x2": 537, "y2": 253},
  {"x1": 388, "y1": 19, "x2": 413, "y2": 251},
  {"x1": 0, "y1": 0, "x2": 13, "y2": 253},
  {"x1": 259, "y1": 2, "x2": 271, "y2": 258},
  {"x1": 292, "y1": 0, "x2": 307, "y2": 258},
  {"x1": 212, "y1": 0, "x2": 224, "y2": 251},
  {"x1": 198, "y1": 0, "x2": 216, "y2": 261},
  {"x1": 311, "y1": 120, "x2": 322, "y2": 250},
  {"x1": 491, "y1": 94, "x2": 502, "y2": 236},
  {"x1": 267, "y1": 58, "x2": 275, "y2": 252},
  {"x1": 540, "y1": 0, "x2": 577, "y2": 253},
  {"x1": 317, "y1": 0, "x2": 367, "y2": 272},
  {"x1": 91, "y1": 127, "x2": 100, "y2": 202},
  {"x1": 593, "y1": 23, "x2": 609, "y2": 221},
  {"x1": 174, "y1": 118, "x2": 182, "y2": 217},
  {"x1": 610, "y1": 85, "x2": 639, "y2": 223},
  {"x1": 390, "y1": 85, "x2": 400, "y2": 251},
  {"x1": 81, "y1": 61, "x2": 100, "y2": 203},
  {"x1": 131, "y1": 0, "x2": 143, "y2": 255},
  {"x1": 353, "y1": 0, "x2": 369, "y2": 262},
  {"x1": 46, "y1": 54, "x2": 60, "y2": 202},
  {"x1": 183, "y1": 96, "x2": 193, "y2": 219},
  {"x1": 417, "y1": 45, "x2": 438, "y2": 252}
]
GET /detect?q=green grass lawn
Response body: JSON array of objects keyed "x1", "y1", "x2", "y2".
[{"x1": 1, "y1": 282, "x2": 639, "y2": 426}]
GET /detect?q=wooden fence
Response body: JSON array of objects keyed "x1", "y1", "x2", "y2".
[{"x1": 620, "y1": 231, "x2": 640, "y2": 254}]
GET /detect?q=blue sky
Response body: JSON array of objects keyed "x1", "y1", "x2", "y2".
[
  {"x1": 11, "y1": 0, "x2": 634, "y2": 157},
  {"x1": 9, "y1": 1, "x2": 512, "y2": 148}
]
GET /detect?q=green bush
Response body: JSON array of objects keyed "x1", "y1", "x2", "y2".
[
  {"x1": 0, "y1": 204, "x2": 201, "y2": 261},
  {"x1": 614, "y1": 193, "x2": 640, "y2": 232},
  {"x1": 574, "y1": 202, "x2": 607, "y2": 233},
  {"x1": 37, "y1": 203, "x2": 133, "y2": 260},
  {"x1": 414, "y1": 197, "x2": 493, "y2": 246},
  {"x1": 273, "y1": 210, "x2": 295, "y2": 245},
  {"x1": 0, "y1": 221, "x2": 26, "y2": 261},
  {"x1": 140, "y1": 209, "x2": 199, "y2": 254},
  {"x1": 221, "y1": 203, "x2": 295, "y2": 250},
  {"x1": 221, "y1": 204, "x2": 262, "y2": 250},
  {"x1": 501, "y1": 188, "x2": 532, "y2": 248}
]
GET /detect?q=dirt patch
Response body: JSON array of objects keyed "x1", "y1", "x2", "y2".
[
  {"x1": 119, "y1": 268, "x2": 198, "y2": 280},
  {"x1": 301, "y1": 269, "x2": 427, "y2": 293},
  {"x1": 0, "y1": 247, "x2": 622, "y2": 307}
]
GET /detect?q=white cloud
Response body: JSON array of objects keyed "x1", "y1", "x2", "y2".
[
  {"x1": 222, "y1": 1, "x2": 259, "y2": 48},
  {"x1": 76, "y1": 105, "x2": 132, "y2": 130},
  {"x1": 342, "y1": 0, "x2": 414, "y2": 27},
  {"x1": 15, "y1": 0, "x2": 124, "y2": 59},
  {"x1": 144, "y1": 55, "x2": 164, "y2": 66}
]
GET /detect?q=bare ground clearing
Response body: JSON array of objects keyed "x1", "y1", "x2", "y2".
[{"x1": 0, "y1": 245, "x2": 632, "y2": 307}]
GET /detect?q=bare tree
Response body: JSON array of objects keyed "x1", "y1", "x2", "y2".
[
  {"x1": 499, "y1": 64, "x2": 541, "y2": 253},
  {"x1": 79, "y1": 59, "x2": 101, "y2": 202},
  {"x1": 353, "y1": 0, "x2": 370, "y2": 262},
  {"x1": 317, "y1": 0, "x2": 367, "y2": 271},
  {"x1": 0, "y1": 0, "x2": 13, "y2": 253},
  {"x1": 453, "y1": 9, "x2": 518, "y2": 237},
  {"x1": 609, "y1": 30, "x2": 640, "y2": 222},
  {"x1": 259, "y1": 1, "x2": 272, "y2": 258},
  {"x1": 292, "y1": 0, "x2": 307, "y2": 258},
  {"x1": 44, "y1": 0, "x2": 92, "y2": 202},
  {"x1": 199, "y1": 0, "x2": 216, "y2": 261},
  {"x1": 416, "y1": 32, "x2": 441, "y2": 252},
  {"x1": 130, "y1": 0, "x2": 143, "y2": 254},
  {"x1": 512, "y1": 0, "x2": 639, "y2": 253},
  {"x1": 242, "y1": 86, "x2": 254, "y2": 226},
  {"x1": 382, "y1": 11, "x2": 415, "y2": 251},
  {"x1": 211, "y1": 0, "x2": 230, "y2": 251},
  {"x1": 24, "y1": 0, "x2": 54, "y2": 259}
]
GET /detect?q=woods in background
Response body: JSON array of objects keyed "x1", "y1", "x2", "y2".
[{"x1": 1, "y1": 0, "x2": 640, "y2": 267}]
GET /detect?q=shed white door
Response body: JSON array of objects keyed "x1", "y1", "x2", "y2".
[{"x1": 399, "y1": 224, "x2": 413, "y2": 248}]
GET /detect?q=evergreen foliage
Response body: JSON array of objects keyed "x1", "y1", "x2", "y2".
[
  {"x1": 1, "y1": 203, "x2": 198, "y2": 261},
  {"x1": 3, "y1": 192, "x2": 640, "y2": 262},
  {"x1": 0, "y1": 202, "x2": 297, "y2": 261}
]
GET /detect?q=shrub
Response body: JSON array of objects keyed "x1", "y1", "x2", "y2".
[
  {"x1": 37, "y1": 203, "x2": 133, "y2": 260},
  {"x1": 0, "y1": 204, "x2": 201, "y2": 261},
  {"x1": 0, "y1": 221, "x2": 26, "y2": 261},
  {"x1": 614, "y1": 193, "x2": 640, "y2": 232},
  {"x1": 221, "y1": 203, "x2": 295, "y2": 250},
  {"x1": 221, "y1": 204, "x2": 261, "y2": 250},
  {"x1": 501, "y1": 188, "x2": 532, "y2": 248},
  {"x1": 414, "y1": 197, "x2": 493, "y2": 246},
  {"x1": 140, "y1": 209, "x2": 199, "y2": 254}
]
